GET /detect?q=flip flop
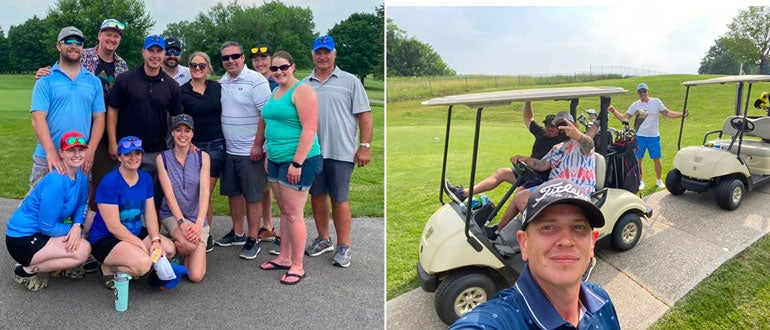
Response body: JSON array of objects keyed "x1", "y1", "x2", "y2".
[
  {"x1": 260, "y1": 261, "x2": 290, "y2": 271},
  {"x1": 279, "y1": 272, "x2": 305, "y2": 285}
]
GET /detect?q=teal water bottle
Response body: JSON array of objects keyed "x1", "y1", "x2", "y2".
[{"x1": 114, "y1": 270, "x2": 131, "y2": 312}]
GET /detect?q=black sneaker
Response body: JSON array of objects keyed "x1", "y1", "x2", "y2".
[
  {"x1": 485, "y1": 225, "x2": 499, "y2": 240},
  {"x1": 215, "y1": 229, "x2": 247, "y2": 246},
  {"x1": 83, "y1": 255, "x2": 98, "y2": 273},
  {"x1": 206, "y1": 235, "x2": 214, "y2": 253},
  {"x1": 238, "y1": 237, "x2": 260, "y2": 259},
  {"x1": 444, "y1": 180, "x2": 467, "y2": 204}
]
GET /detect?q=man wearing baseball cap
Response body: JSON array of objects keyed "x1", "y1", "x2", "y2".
[
  {"x1": 608, "y1": 83, "x2": 688, "y2": 190},
  {"x1": 451, "y1": 178, "x2": 619, "y2": 329},
  {"x1": 251, "y1": 44, "x2": 279, "y2": 90},
  {"x1": 29, "y1": 26, "x2": 104, "y2": 188},
  {"x1": 163, "y1": 37, "x2": 191, "y2": 85}
]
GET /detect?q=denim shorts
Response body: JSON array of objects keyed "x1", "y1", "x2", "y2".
[
  {"x1": 195, "y1": 138, "x2": 225, "y2": 178},
  {"x1": 267, "y1": 155, "x2": 323, "y2": 191}
]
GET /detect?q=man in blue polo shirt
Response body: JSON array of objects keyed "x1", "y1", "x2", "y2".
[
  {"x1": 29, "y1": 26, "x2": 105, "y2": 188},
  {"x1": 450, "y1": 178, "x2": 620, "y2": 329}
]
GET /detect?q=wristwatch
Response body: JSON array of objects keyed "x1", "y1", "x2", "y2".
[
  {"x1": 177, "y1": 218, "x2": 185, "y2": 226},
  {"x1": 359, "y1": 143, "x2": 371, "y2": 148},
  {"x1": 291, "y1": 161, "x2": 303, "y2": 168}
]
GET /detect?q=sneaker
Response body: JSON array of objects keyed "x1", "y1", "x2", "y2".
[
  {"x1": 305, "y1": 236, "x2": 335, "y2": 256},
  {"x1": 83, "y1": 255, "x2": 98, "y2": 273},
  {"x1": 444, "y1": 180, "x2": 467, "y2": 204},
  {"x1": 238, "y1": 237, "x2": 261, "y2": 259},
  {"x1": 484, "y1": 225, "x2": 499, "y2": 241},
  {"x1": 214, "y1": 229, "x2": 247, "y2": 246},
  {"x1": 638, "y1": 181, "x2": 645, "y2": 190},
  {"x1": 332, "y1": 244, "x2": 352, "y2": 268},
  {"x1": 269, "y1": 235, "x2": 281, "y2": 255},
  {"x1": 50, "y1": 266, "x2": 85, "y2": 279},
  {"x1": 257, "y1": 227, "x2": 276, "y2": 242},
  {"x1": 656, "y1": 179, "x2": 665, "y2": 188},
  {"x1": 206, "y1": 235, "x2": 214, "y2": 253},
  {"x1": 14, "y1": 273, "x2": 48, "y2": 291}
]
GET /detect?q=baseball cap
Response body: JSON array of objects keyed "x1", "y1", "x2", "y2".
[
  {"x1": 552, "y1": 111, "x2": 575, "y2": 125},
  {"x1": 60, "y1": 131, "x2": 88, "y2": 151},
  {"x1": 250, "y1": 44, "x2": 273, "y2": 58},
  {"x1": 543, "y1": 114, "x2": 557, "y2": 127},
  {"x1": 165, "y1": 37, "x2": 182, "y2": 51},
  {"x1": 143, "y1": 35, "x2": 165, "y2": 50},
  {"x1": 521, "y1": 178, "x2": 605, "y2": 230},
  {"x1": 636, "y1": 83, "x2": 649, "y2": 92},
  {"x1": 117, "y1": 136, "x2": 144, "y2": 155},
  {"x1": 312, "y1": 35, "x2": 335, "y2": 52},
  {"x1": 57, "y1": 26, "x2": 84, "y2": 42},
  {"x1": 172, "y1": 113, "x2": 194, "y2": 130},
  {"x1": 100, "y1": 19, "x2": 125, "y2": 35}
]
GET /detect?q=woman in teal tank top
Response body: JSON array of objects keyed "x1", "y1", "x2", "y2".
[{"x1": 255, "y1": 51, "x2": 322, "y2": 285}]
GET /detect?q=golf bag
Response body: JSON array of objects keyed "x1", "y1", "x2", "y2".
[{"x1": 606, "y1": 136, "x2": 640, "y2": 194}]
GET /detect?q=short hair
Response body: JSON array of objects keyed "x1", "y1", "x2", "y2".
[
  {"x1": 188, "y1": 51, "x2": 212, "y2": 72},
  {"x1": 272, "y1": 50, "x2": 295, "y2": 65},
  {"x1": 220, "y1": 41, "x2": 242, "y2": 53}
]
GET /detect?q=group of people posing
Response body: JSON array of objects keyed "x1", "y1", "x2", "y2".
[{"x1": 6, "y1": 18, "x2": 372, "y2": 290}]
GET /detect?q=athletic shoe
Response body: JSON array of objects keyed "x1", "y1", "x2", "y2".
[
  {"x1": 305, "y1": 236, "x2": 334, "y2": 256},
  {"x1": 206, "y1": 235, "x2": 214, "y2": 253},
  {"x1": 49, "y1": 266, "x2": 85, "y2": 279},
  {"x1": 83, "y1": 255, "x2": 98, "y2": 273},
  {"x1": 656, "y1": 179, "x2": 665, "y2": 188},
  {"x1": 269, "y1": 235, "x2": 281, "y2": 255},
  {"x1": 14, "y1": 265, "x2": 47, "y2": 291},
  {"x1": 239, "y1": 237, "x2": 261, "y2": 259},
  {"x1": 638, "y1": 181, "x2": 646, "y2": 190},
  {"x1": 214, "y1": 229, "x2": 247, "y2": 246},
  {"x1": 332, "y1": 244, "x2": 352, "y2": 268},
  {"x1": 484, "y1": 225, "x2": 499, "y2": 241},
  {"x1": 257, "y1": 227, "x2": 276, "y2": 242},
  {"x1": 444, "y1": 180, "x2": 467, "y2": 204}
]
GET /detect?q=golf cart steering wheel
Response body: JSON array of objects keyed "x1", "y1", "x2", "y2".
[
  {"x1": 730, "y1": 117, "x2": 755, "y2": 132},
  {"x1": 513, "y1": 161, "x2": 543, "y2": 185}
]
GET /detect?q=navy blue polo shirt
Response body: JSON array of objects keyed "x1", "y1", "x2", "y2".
[
  {"x1": 109, "y1": 66, "x2": 182, "y2": 153},
  {"x1": 450, "y1": 265, "x2": 620, "y2": 330}
]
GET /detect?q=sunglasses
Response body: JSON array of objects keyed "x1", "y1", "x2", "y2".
[
  {"x1": 166, "y1": 49, "x2": 181, "y2": 56},
  {"x1": 221, "y1": 53, "x2": 243, "y2": 61},
  {"x1": 60, "y1": 39, "x2": 84, "y2": 47},
  {"x1": 102, "y1": 19, "x2": 126, "y2": 31},
  {"x1": 65, "y1": 136, "x2": 86, "y2": 146},
  {"x1": 269, "y1": 64, "x2": 292, "y2": 72},
  {"x1": 190, "y1": 62, "x2": 207, "y2": 71},
  {"x1": 120, "y1": 138, "x2": 142, "y2": 148},
  {"x1": 251, "y1": 47, "x2": 269, "y2": 54},
  {"x1": 638, "y1": 89, "x2": 648, "y2": 94}
]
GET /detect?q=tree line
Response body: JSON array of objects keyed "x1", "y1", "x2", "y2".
[{"x1": 0, "y1": 0, "x2": 384, "y2": 83}]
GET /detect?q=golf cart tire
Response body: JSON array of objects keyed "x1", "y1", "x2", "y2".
[
  {"x1": 611, "y1": 213, "x2": 642, "y2": 251},
  {"x1": 716, "y1": 178, "x2": 744, "y2": 210},
  {"x1": 434, "y1": 270, "x2": 496, "y2": 326},
  {"x1": 665, "y1": 169, "x2": 687, "y2": 195}
]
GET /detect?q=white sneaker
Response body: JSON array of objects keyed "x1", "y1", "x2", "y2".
[
  {"x1": 638, "y1": 181, "x2": 645, "y2": 190},
  {"x1": 656, "y1": 179, "x2": 665, "y2": 188}
]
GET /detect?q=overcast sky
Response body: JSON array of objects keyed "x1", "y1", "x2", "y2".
[
  {"x1": 1, "y1": 0, "x2": 381, "y2": 37},
  {"x1": 387, "y1": 5, "x2": 753, "y2": 75}
]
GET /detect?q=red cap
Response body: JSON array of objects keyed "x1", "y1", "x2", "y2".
[{"x1": 60, "y1": 131, "x2": 88, "y2": 151}]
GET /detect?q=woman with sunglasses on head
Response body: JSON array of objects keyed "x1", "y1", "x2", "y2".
[
  {"x1": 179, "y1": 51, "x2": 224, "y2": 253},
  {"x1": 255, "y1": 51, "x2": 322, "y2": 285},
  {"x1": 88, "y1": 136, "x2": 176, "y2": 289},
  {"x1": 156, "y1": 114, "x2": 210, "y2": 282},
  {"x1": 6, "y1": 131, "x2": 92, "y2": 291}
]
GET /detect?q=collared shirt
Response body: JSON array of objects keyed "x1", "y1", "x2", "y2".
[
  {"x1": 169, "y1": 65, "x2": 191, "y2": 86},
  {"x1": 450, "y1": 265, "x2": 620, "y2": 330},
  {"x1": 81, "y1": 46, "x2": 129, "y2": 81},
  {"x1": 303, "y1": 66, "x2": 371, "y2": 162},
  {"x1": 219, "y1": 67, "x2": 270, "y2": 156}
]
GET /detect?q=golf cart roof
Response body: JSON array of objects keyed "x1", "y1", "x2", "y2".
[
  {"x1": 681, "y1": 75, "x2": 770, "y2": 86},
  {"x1": 421, "y1": 86, "x2": 628, "y2": 108}
]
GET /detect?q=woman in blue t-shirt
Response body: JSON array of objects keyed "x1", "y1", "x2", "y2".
[
  {"x1": 5, "y1": 131, "x2": 92, "y2": 291},
  {"x1": 89, "y1": 136, "x2": 176, "y2": 288}
]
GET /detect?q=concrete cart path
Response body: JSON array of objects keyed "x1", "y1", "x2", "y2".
[
  {"x1": 387, "y1": 185, "x2": 770, "y2": 329},
  {"x1": 0, "y1": 198, "x2": 384, "y2": 329}
]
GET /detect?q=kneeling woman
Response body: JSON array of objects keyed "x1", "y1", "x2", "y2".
[
  {"x1": 5, "y1": 131, "x2": 92, "y2": 291},
  {"x1": 157, "y1": 114, "x2": 210, "y2": 282},
  {"x1": 89, "y1": 136, "x2": 175, "y2": 287}
]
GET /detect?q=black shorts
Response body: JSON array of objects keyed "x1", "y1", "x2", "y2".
[
  {"x1": 91, "y1": 227, "x2": 148, "y2": 263},
  {"x1": 6, "y1": 233, "x2": 50, "y2": 267}
]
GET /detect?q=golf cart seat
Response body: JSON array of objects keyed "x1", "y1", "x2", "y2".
[
  {"x1": 595, "y1": 153, "x2": 606, "y2": 190},
  {"x1": 711, "y1": 116, "x2": 770, "y2": 157}
]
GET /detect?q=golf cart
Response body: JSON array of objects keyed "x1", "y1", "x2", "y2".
[
  {"x1": 416, "y1": 86, "x2": 653, "y2": 325},
  {"x1": 666, "y1": 75, "x2": 770, "y2": 210}
]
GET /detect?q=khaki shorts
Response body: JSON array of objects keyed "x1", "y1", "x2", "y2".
[{"x1": 161, "y1": 216, "x2": 210, "y2": 245}]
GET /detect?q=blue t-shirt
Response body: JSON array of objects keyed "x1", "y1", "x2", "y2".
[
  {"x1": 89, "y1": 168, "x2": 154, "y2": 243},
  {"x1": 30, "y1": 62, "x2": 105, "y2": 158},
  {"x1": 6, "y1": 169, "x2": 88, "y2": 238},
  {"x1": 450, "y1": 265, "x2": 620, "y2": 330}
]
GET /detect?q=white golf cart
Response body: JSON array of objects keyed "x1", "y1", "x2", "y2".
[
  {"x1": 416, "y1": 86, "x2": 653, "y2": 325},
  {"x1": 666, "y1": 75, "x2": 770, "y2": 210}
]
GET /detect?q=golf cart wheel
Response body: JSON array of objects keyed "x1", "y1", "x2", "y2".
[
  {"x1": 665, "y1": 169, "x2": 686, "y2": 195},
  {"x1": 434, "y1": 271, "x2": 496, "y2": 325},
  {"x1": 716, "y1": 178, "x2": 744, "y2": 210},
  {"x1": 611, "y1": 213, "x2": 642, "y2": 251}
]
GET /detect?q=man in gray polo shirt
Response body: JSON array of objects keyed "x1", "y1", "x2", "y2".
[
  {"x1": 303, "y1": 35, "x2": 373, "y2": 268},
  {"x1": 214, "y1": 41, "x2": 271, "y2": 261}
]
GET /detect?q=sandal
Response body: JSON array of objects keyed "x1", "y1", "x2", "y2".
[
  {"x1": 279, "y1": 272, "x2": 305, "y2": 285},
  {"x1": 260, "y1": 261, "x2": 290, "y2": 271}
]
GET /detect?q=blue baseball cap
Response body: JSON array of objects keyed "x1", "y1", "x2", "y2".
[
  {"x1": 117, "y1": 136, "x2": 144, "y2": 155},
  {"x1": 312, "y1": 35, "x2": 335, "y2": 52},
  {"x1": 143, "y1": 35, "x2": 165, "y2": 50},
  {"x1": 636, "y1": 83, "x2": 649, "y2": 92}
]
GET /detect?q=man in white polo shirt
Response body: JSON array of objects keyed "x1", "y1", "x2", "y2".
[{"x1": 214, "y1": 41, "x2": 271, "y2": 261}]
